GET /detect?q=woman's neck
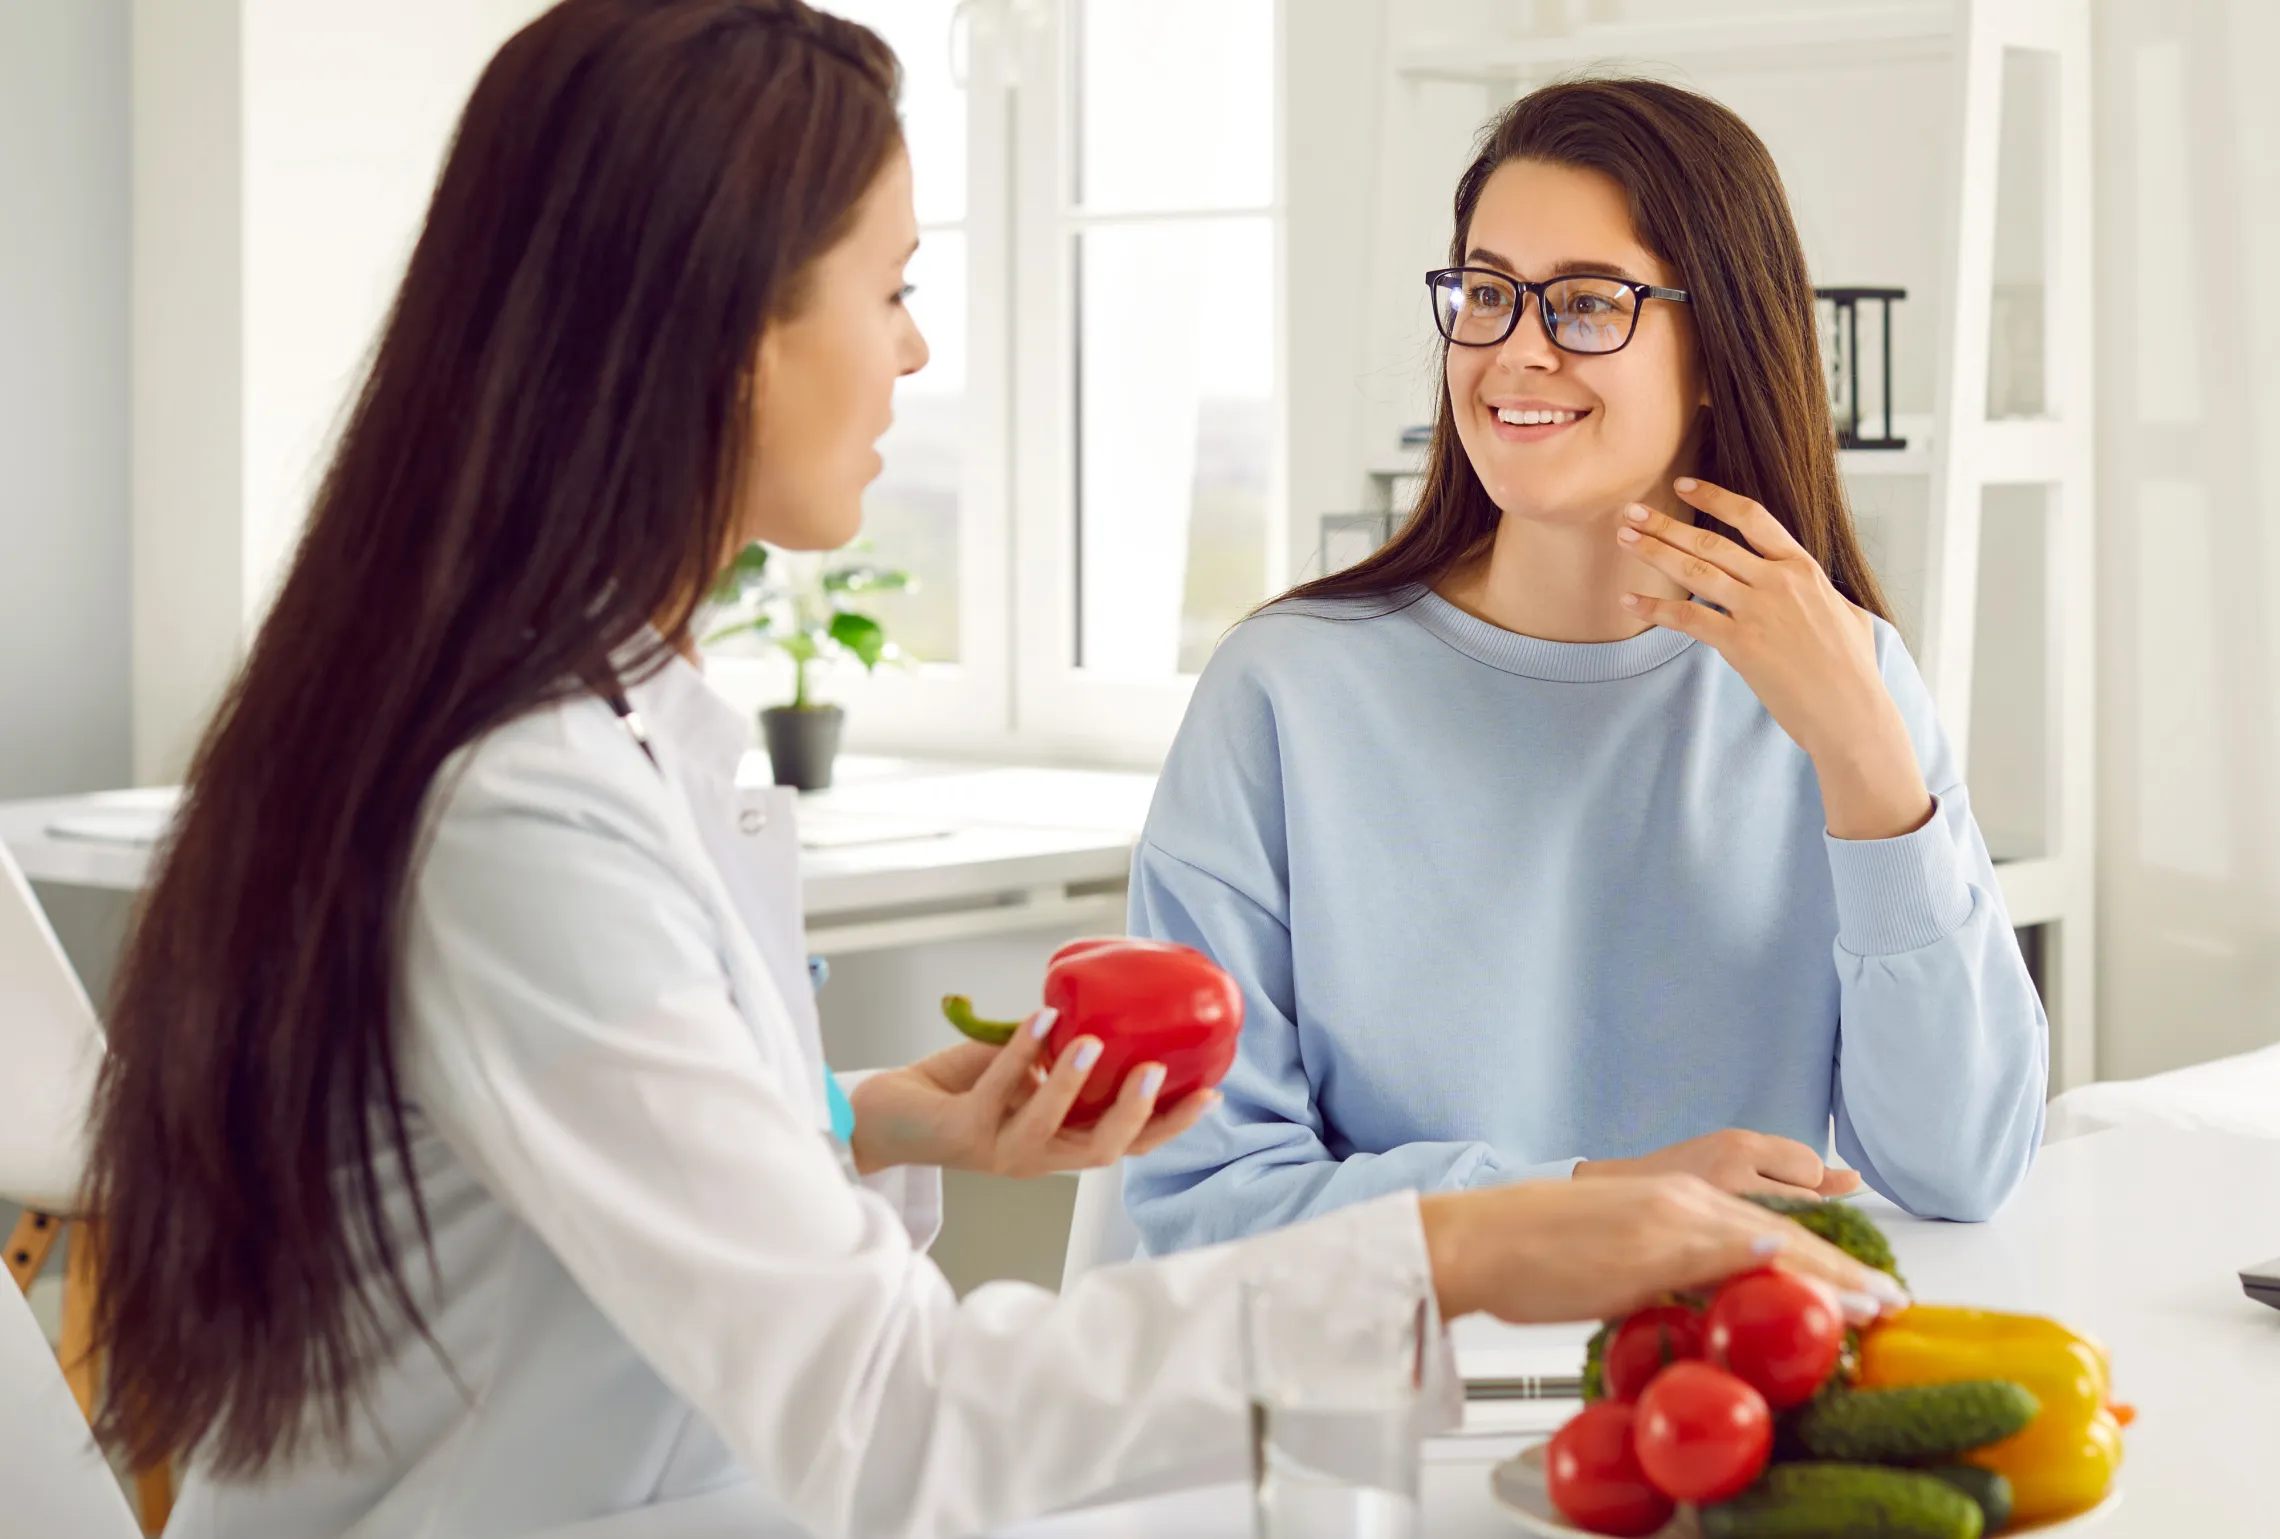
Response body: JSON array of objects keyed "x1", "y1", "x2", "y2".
[{"x1": 1434, "y1": 490, "x2": 1696, "y2": 644}]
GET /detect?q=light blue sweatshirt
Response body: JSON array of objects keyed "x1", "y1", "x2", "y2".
[{"x1": 1124, "y1": 588, "x2": 2046, "y2": 1251}]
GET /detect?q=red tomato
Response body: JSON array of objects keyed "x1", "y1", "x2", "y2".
[
  {"x1": 1545, "y1": 1402, "x2": 1675, "y2": 1537},
  {"x1": 1603, "y1": 1304, "x2": 1707, "y2": 1403},
  {"x1": 1632, "y1": 1362, "x2": 1772, "y2": 1505},
  {"x1": 1704, "y1": 1268, "x2": 1844, "y2": 1410}
]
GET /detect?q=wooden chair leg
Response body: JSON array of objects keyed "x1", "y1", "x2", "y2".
[
  {"x1": 134, "y1": 1461, "x2": 176, "y2": 1535},
  {"x1": 6, "y1": 1208, "x2": 63, "y2": 1293},
  {"x1": 60, "y1": 1219, "x2": 101, "y2": 1425},
  {"x1": 11, "y1": 1215, "x2": 174, "y2": 1533}
]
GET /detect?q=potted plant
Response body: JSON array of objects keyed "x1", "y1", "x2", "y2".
[{"x1": 703, "y1": 540, "x2": 911, "y2": 790}]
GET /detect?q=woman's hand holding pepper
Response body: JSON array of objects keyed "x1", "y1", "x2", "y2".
[
  {"x1": 1617, "y1": 477, "x2": 1934, "y2": 842},
  {"x1": 847, "y1": 1009, "x2": 1220, "y2": 1178}
]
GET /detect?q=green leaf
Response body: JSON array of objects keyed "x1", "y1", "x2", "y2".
[
  {"x1": 823, "y1": 564, "x2": 914, "y2": 595},
  {"x1": 779, "y1": 631, "x2": 820, "y2": 664},
  {"x1": 707, "y1": 541, "x2": 772, "y2": 605},
  {"x1": 700, "y1": 614, "x2": 771, "y2": 646},
  {"x1": 828, "y1": 610, "x2": 888, "y2": 669}
]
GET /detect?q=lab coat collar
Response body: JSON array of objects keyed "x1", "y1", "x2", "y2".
[{"x1": 616, "y1": 634, "x2": 756, "y2": 784}]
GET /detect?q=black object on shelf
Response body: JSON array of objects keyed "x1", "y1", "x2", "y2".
[{"x1": 1815, "y1": 287, "x2": 1907, "y2": 450}]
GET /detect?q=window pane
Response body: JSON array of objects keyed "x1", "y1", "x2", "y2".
[
  {"x1": 859, "y1": 231, "x2": 966, "y2": 663},
  {"x1": 818, "y1": 0, "x2": 965, "y2": 664},
  {"x1": 1076, "y1": 218, "x2": 1273, "y2": 677},
  {"x1": 1076, "y1": 0, "x2": 1272, "y2": 213},
  {"x1": 821, "y1": 0, "x2": 966, "y2": 224}
]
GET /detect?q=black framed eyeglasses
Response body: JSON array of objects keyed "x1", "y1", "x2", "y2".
[{"x1": 1426, "y1": 267, "x2": 1690, "y2": 354}]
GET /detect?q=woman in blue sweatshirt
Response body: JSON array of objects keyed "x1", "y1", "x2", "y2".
[{"x1": 1125, "y1": 78, "x2": 2047, "y2": 1252}]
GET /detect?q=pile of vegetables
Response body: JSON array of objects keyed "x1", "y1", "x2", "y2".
[{"x1": 1545, "y1": 1197, "x2": 2127, "y2": 1538}]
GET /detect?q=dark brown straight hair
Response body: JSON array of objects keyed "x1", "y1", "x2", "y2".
[
  {"x1": 83, "y1": 0, "x2": 901, "y2": 1476},
  {"x1": 1280, "y1": 77, "x2": 1891, "y2": 622}
]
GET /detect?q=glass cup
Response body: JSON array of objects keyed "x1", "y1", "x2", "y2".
[{"x1": 1242, "y1": 1264, "x2": 1430, "y2": 1539}]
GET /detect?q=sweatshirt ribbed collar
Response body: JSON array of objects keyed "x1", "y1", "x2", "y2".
[{"x1": 1404, "y1": 586, "x2": 1697, "y2": 682}]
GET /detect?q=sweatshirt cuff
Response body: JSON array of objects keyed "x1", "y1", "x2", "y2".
[
  {"x1": 1823, "y1": 794, "x2": 1975, "y2": 956},
  {"x1": 1463, "y1": 1152, "x2": 1582, "y2": 1188}
]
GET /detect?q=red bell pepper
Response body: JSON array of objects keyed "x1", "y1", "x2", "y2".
[{"x1": 941, "y1": 937, "x2": 1243, "y2": 1127}]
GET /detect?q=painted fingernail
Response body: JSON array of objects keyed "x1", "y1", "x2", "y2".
[
  {"x1": 1675, "y1": 476, "x2": 1698, "y2": 491},
  {"x1": 1030, "y1": 1007, "x2": 1059, "y2": 1040},
  {"x1": 1073, "y1": 1036, "x2": 1103, "y2": 1072},
  {"x1": 1139, "y1": 1064, "x2": 1167, "y2": 1099},
  {"x1": 1749, "y1": 1234, "x2": 1784, "y2": 1258},
  {"x1": 1617, "y1": 527, "x2": 1641, "y2": 544},
  {"x1": 1620, "y1": 593, "x2": 1641, "y2": 609},
  {"x1": 1624, "y1": 502, "x2": 1651, "y2": 522},
  {"x1": 1862, "y1": 1272, "x2": 1911, "y2": 1309},
  {"x1": 1836, "y1": 1290, "x2": 1884, "y2": 1324}
]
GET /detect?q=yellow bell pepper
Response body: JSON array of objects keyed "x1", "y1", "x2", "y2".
[{"x1": 1857, "y1": 1305, "x2": 2123, "y2": 1527}]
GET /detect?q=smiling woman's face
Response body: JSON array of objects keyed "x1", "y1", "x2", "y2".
[{"x1": 1447, "y1": 158, "x2": 1706, "y2": 529}]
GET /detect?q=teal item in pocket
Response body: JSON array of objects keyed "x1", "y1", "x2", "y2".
[{"x1": 825, "y1": 1069, "x2": 856, "y2": 1145}]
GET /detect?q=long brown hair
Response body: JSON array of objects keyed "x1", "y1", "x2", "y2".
[
  {"x1": 83, "y1": 0, "x2": 901, "y2": 1476},
  {"x1": 1282, "y1": 77, "x2": 1890, "y2": 621}
]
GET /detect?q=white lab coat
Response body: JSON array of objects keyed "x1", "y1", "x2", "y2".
[{"x1": 164, "y1": 653, "x2": 1450, "y2": 1539}]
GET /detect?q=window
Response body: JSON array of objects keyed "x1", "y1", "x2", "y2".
[{"x1": 714, "y1": 0, "x2": 1283, "y2": 763}]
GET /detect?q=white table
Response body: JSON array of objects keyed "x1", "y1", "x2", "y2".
[
  {"x1": 998, "y1": 1125, "x2": 2280, "y2": 1538},
  {"x1": 0, "y1": 756, "x2": 1158, "y2": 957}
]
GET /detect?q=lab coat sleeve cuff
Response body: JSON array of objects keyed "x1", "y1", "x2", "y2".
[
  {"x1": 1823, "y1": 793, "x2": 1975, "y2": 957},
  {"x1": 1251, "y1": 1190, "x2": 1460, "y2": 1433},
  {"x1": 834, "y1": 1069, "x2": 945, "y2": 1251},
  {"x1": 859, "y1": 1163, "x2": 944, "y2": 1252}
]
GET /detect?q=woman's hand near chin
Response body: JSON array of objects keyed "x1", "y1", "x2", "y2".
[
  {"x1": 1574, "y1": 1128, "x2": 1862, "y2": 1200},
  {"x1": 1615, "y1": 476, "x2": 1935, "y2": 843},
  {"x1": 845, "y1": 1011, "x2": 1220, "y2": 1179},
  {"x1": 1419, "y1": 1173, "x2": 1905, "y2": 1326}
]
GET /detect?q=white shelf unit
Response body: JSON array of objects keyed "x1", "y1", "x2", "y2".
[{"x1": 1351, "y1": 0, "x2": 2095, "y2": 1089}]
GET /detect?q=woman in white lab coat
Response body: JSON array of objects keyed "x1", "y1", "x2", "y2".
[{"x1": 78, "y1": 5, "x2": 1902, "y2": 1537}]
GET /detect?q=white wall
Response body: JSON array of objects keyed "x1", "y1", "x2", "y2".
[
  {"x1": 131, "y1": 0, "x2": 550, "y2": 782},
  {"x1": 0, "y1": 0, "x2": 132, "y2": 800},
  {"x1": 131, "y1": 0, "x2": 244, "y2": 785},
  {"x1": 2092, "y1": 0, "x2": 2280, "y2": 1077}
]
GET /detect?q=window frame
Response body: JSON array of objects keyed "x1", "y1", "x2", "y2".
[
  {"x1": 1010, "y1": 0, "x2": 1289, "y2": 763},
  {"x1": 710, "y1": 0, "x2": 1287, "y2": 768}
]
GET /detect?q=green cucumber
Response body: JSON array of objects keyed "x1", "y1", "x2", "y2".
[
  {"x1": 1743, "y1": 1193, "x2": 1907, "y2": 1287},
  {"x1": 1795, "y1": 1380, "x2": 2040, "y2": 1464},
  {"x1": 1702, "y1": 1463, "x2": 1983, "y2": 1539},
  {"x1": 1924, "y1": 1464, "x2": 2014, "y2": 1534}
]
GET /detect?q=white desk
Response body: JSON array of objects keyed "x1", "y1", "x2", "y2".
[
  {"x1": 0, "y1": 756, "x2": 1158, "y2": 957},
  {"x1": 997, "y1": 1126, "x2": 2280, "y2": 1538}
]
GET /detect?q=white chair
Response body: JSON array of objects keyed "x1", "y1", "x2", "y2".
[
  {"x1": 0, "y1": 839, "x2": 104, "y2": 1215},
  {"x1": 0, "y1": 840, "x2": 171, "y2": 1531},
  {"x1": 2046, "y1": 1044, "x2": 2280, "y2": 1144},
  {"x1": 0, "y1": 1279, "x2": 139, "y2": 1538},
  {"x1": 1060, "y1": 1162, "x2": 1143, "y2": 1291}
]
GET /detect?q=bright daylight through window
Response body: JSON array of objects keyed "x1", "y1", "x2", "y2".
[{"x1": 775, "y1": 0, "x2": 1281, "y2": 757}]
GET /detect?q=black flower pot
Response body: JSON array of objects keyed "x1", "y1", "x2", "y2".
[{"x1": 761, "y1": 705, "x2": 845, "y2": 791}]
